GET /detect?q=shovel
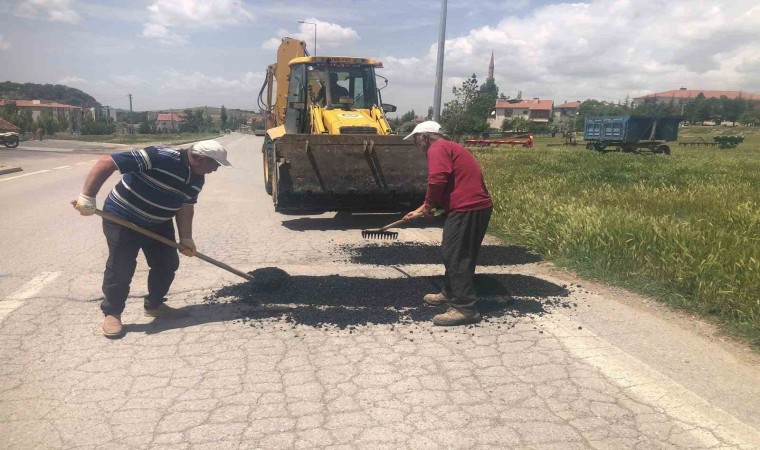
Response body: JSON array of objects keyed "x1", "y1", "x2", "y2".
[{"x1": 72, "y1": 202, "x2": 253, "y2": 281}]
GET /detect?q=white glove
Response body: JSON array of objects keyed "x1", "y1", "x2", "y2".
[
  {"x1": 179, "y1": 238, "x2": 196, "y2": 257},
  {"x1": 74, "y1": 194, "x2": 96, "y2": 216}
]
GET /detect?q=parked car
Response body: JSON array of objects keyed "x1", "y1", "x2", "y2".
[{"x1": 253, "y1": 128, "x2": 266, "y2": 136}]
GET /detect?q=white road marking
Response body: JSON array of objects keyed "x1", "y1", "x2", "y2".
[
  {"x1": 0, "y1": 272, "x2": 61, "y2": 323},
  {"x1": 52, "y1": 165, "x2": 71, "y2": 170},
  {"x1": 542, "y1": 313, "x2": 760, "y2": 448},
  {"x1": 75, "y1": 161, "x2": 90, "y2": 166},
  {"x1": 0, "y1": 170, "x2": 50, "y2": 183}
]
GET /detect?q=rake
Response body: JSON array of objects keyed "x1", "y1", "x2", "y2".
[{"x1": 361, "y1": 212, "x2": 422, "y2": 240}]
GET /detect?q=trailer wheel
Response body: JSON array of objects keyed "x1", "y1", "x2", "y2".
[
  {"x1": 586, "y1": 143, "x2": 595, "y2": 150},
  {"x1": 621, "y1": 144, "x2": 636, "y2": 153},
  {"x1": 656, "y1": 144, "x2": 670, "y2": 155}
]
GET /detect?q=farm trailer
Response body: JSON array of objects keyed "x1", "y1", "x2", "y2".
[{"x1": 584, "y1": 115, "x2": 683, "y2": 155}]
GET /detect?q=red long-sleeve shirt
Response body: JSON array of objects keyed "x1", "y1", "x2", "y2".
[{"x1": 424, "y1": 139, "x2": 493, "y2": 213}]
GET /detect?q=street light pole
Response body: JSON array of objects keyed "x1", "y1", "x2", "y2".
[
  {"x1": 298, "y1": 21, "x2": 317, "y2": 56},
  {"x1": 433, "y1": 0, "x2": 447, "y2": 122}
]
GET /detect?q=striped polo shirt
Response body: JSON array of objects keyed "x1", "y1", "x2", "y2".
[{"x1": 103, "y1": 146, "x2": 205, "y2": 228}]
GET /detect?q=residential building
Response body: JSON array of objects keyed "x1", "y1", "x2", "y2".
[
  {"x1": 554, "y1": 101, "x2": 581, "y2": 120},
  {"x1": 156, "y1": 113, "x2": 185, "y2": 131},
  {"x1": 0, "y1": 99, "x2": 82, "y2": 128},
  {"x1": 632, "y1": 88, "x2": 760, "y2": 106},
  {"x1": 488, "y1": 98, "x2": 554, "y2": 128}
]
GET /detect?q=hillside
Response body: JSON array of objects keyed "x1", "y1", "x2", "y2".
[{"x1": 0, "y1": 81, "x2": 101, "y2": 108}]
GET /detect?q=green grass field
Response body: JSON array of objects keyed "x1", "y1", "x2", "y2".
[
  {"x1": 473, "y1": 126, "x2": 760, "y2": 348},
  {"x1": 53, "y1": 133, "x2": 221, "y2": 145}
]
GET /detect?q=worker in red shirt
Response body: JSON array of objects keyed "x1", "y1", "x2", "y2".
[{"x1": 403, "y1": 121, "x2": 493, "y2": 326}]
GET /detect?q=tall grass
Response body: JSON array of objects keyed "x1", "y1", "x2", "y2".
[{"x1": 475, "y1": 127, "x2": 760, "y2": 347}]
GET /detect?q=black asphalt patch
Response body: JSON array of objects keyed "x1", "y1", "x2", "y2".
[
  {"x1": 342, "y1": 243, "x2": 542, "y2": 266},
  {"x1": 205, "y1": 270, "x2": 571, "y2": 330}
]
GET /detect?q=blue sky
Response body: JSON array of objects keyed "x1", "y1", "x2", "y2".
[{"x1": 1, "y1": 0, "x2": 758, "y2": 116}]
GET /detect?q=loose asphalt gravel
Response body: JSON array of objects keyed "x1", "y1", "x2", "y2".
[{"x1": 205, "y1": 249, "x2": 576, "y2": 330}]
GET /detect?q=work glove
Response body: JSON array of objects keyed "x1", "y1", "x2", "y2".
[
  {"x1": 179, "y1": 238, "x2": 197, "y2": 257},
  {"x1": 74, "y1": 194, "x2": 96, "y2": 216}
]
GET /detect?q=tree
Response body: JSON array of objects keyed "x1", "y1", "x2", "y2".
[
  {"x1": 426, "y1": 106, "x2": 434, "y2": 120},
  {"x1": 81, "y1": 110, "x2": 115, "y2": 135},
  {"x1": 0, "y1": 104, "x2": 34, "y2": 132},
  {"x1": 138, "y1": 120, "x2": 155, "y2": 134},
  {"x1": 399, "y1": 110, "x2": 416, "y2": 123},
  {"x1": 220, "y1": 105, "x2": 228, "y2": 128},
  {"x1": 441, "y1": 74, "x2": 486, "y2": 136},
  {"x1": 36, "y1": 110, "x2": 57, "y2": 135},
  {"x1": 576, "y1": 100, "x2": 629, "y2": 131},
  {"x1": 501, "y1": 116, "x2": 531, "y2": 131}
]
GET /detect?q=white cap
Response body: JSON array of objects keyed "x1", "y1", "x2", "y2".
[
  {"x1": 403, "y1": 120, "x2": 444, "y2": 140},
  {"x1": 191, "y1": 140, "x2": 231, "y2": 167}
]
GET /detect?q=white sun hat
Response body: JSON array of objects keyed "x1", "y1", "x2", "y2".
[
  {"x1": 403, "y1": 120, "x2": 444, "y2": 140},
  {"x1": 191, "y1": 140, "x2": 232, "y2": 167}
]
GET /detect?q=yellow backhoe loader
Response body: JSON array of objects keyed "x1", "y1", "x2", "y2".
[{"x1": 257, "y1": 38, "x2": 427, "y2": 213}]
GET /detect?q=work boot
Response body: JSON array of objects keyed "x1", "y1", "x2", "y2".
[
  {"x1": 433, "y1": 307, "x2": 481, "y2": 326},
  {"x1": 423, "y1": 292, "x2": 449, "y2": 307},
  {"x1": 144, "y1": 303, "x2": 189, "y2": 318},
  {"x1": 102, "y1": 315, "x2": 123, "y2": 338}
]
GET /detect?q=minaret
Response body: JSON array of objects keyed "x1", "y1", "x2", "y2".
[{"x1": 487, "y1": 50, "x2": 494, "y2": 82}]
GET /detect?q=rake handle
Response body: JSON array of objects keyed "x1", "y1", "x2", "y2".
[
  {"x1": 380, "y1": 212, "x2": 423, "y2": 231},
  {"x1": 72, "y1": 202, "x2": 253, "y2": 281}
]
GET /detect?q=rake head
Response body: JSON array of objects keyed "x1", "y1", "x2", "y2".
[{"x1": 361, "y1": 229, "x2": 399, "y2": 240}]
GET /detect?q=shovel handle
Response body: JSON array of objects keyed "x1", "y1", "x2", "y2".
[{"x1": 72, "y1": 201, "x2": 253, "y2": 281}]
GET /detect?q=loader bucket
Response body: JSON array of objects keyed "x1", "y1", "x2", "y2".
[{"x1": 272, "y1": 134, "x2": 427, "y2": 212}]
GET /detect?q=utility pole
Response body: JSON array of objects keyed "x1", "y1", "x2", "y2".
[
  {"x1": 298, "y1": 21, "x2": 317, "y2": 56},
  {"x1": 432, "y1": 0, "x2": 447, "y2": 122},
  {"x1": 128, "y1": 94, "x2": 133, "y2": 134}
]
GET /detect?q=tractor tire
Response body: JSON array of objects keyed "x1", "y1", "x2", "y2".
[
  {"x1": 656, "y1": 144, "x2": 670, "y2": 155},
  {"x1": 262, "y1": 137, "x2": 274, "y2": 195}
]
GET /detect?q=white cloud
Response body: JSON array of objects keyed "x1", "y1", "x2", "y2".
[
  {"x1": 14, "y1": 0, "x2": 80, "y2": 24},
  {"x1": 161, "y1": 70, "x2": 265, "y2": 93},
  {"x1": 110, "y1": 75, "x2": 147, "y2": 87},
  {"x1": 57, "y1": 76, "x2": 87, "y2": 85},
  {"x1": 261, "y1": 18, "x2": 359, "y2": 52},
  {"x1": 380, "y1": 0, "x2": 760, "y2": 114},
  {"x1": 0, "y1": 34, "x2": 10, "y2": 50},
  {"x1": 142, "y1": 0, "x2": 253, "y2": 44}
]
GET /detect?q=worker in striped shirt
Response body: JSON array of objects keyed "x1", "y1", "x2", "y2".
[{"x1": 73, "y1": 140, "x2": 231, "y2": 338}]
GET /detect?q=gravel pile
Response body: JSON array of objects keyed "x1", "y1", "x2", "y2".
[
  {"x1": 343, "y1": 243, "x2": 542, "y2": 266},
  {"x1": 205, "y1": 268, "x2": 574, "y2": 330}
]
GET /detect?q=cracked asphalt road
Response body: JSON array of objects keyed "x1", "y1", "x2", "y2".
[{"x1": 1, "y1": 134, "x2": 758, "y2": 449}]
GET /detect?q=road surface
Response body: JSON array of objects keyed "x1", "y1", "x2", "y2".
[{"x1": 1, "y1": 134, "x2": 758, "y2": 449}]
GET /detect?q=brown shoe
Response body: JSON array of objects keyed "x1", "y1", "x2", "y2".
[
  {"x1": 144, "y1": 304, "x2": 189, "y2": 318},
  {"x1": 433, "y1": 307, "x2": 481, "y2": 326},
  {"x1": 102, "y1": 315, "x2": 123, "y2": 337},
  {"x1": 423, "y1": 292, "x2": 449, "y2": 307}
]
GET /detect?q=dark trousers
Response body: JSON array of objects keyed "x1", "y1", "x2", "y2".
[
  {"x1": 441, "y1": 207, "x2": 492, "y2": 312},
  {"x1": 100, "y1": 219, "x2": 179, "y2": 316}
]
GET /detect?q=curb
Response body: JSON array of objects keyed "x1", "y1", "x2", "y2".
[{"x1": 0, "y1": 167, "x2": 23, "y2": 176}]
